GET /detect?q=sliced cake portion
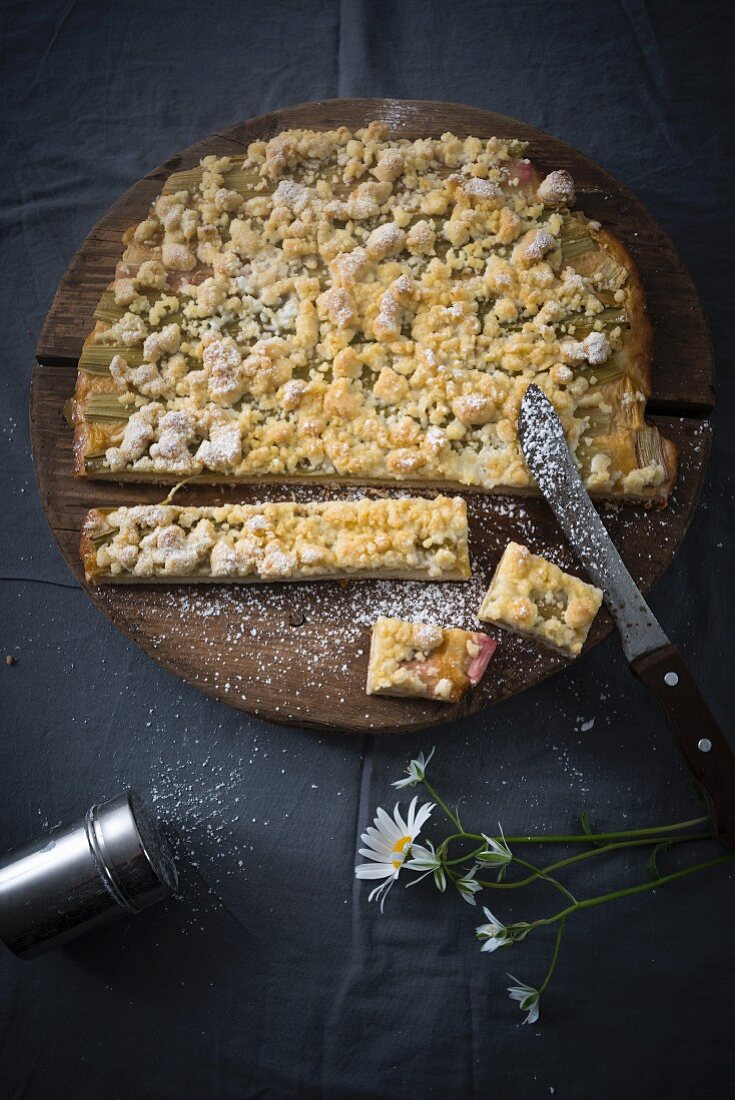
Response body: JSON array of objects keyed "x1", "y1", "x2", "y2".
[
  {"x1": 366, "y1": 616, "x2": 497, "y2": 702},
  {"x1": 478, "y1": 541, "x2": 602, "y2": 657},
  {"x1": 81, "y1": 495, "x2": 471, "y2": 584}
]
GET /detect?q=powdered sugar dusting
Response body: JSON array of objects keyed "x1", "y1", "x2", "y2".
[
  {"x1": 518, "y1": 385, "x2": 625, "y2": 582},
  {"x1": 95, "y1": 412, "x2": 708, "y2": 729},
  {"x1": 98, "y1": 485, "x2": 556, "y2": 726}
]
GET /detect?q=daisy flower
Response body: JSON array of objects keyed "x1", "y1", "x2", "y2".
[
  {"x1": 392, "y1": 747, "x2": 435, "y2": 789},
  {"x1": 355, "y1": 796, "x2": 434, "y2": 910},
  {"x1": 507, "y1": 976, "x2": 540, "y2": 1025}
]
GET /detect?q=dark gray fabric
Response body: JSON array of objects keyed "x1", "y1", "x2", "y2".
[{"x1": 1, "y1": 1, "x2": 733, "y2": 1096}]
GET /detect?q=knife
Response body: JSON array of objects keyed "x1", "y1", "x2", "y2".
[{"x1": 518, "y1": 383, "x2": 735, "y2": 848}]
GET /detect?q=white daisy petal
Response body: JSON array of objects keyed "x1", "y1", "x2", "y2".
[
  {"x1": 355, "y1": 864, "x2": 395, "y2": 880},
  {"x1": 393, "y1": 803, "x2": 410, "y2": 836},
  {"x1": 412, "y1": 801, "x2": 435, "y2": 834},
  {"x1": 375, "y1": 808, "x2": 403, "y2": 841},
  {"x1": 360, "y1": 832, "x2": 392, "y2": 850},
  {"x1": 357, "y1": 848, "x2": 396, "y2": 863},
  {"x1": 358, "y1": 836, "x2": 393, "y2": 853},
  {"x1": 367, "y1": 881, "x2": 390, "y2": 904}
]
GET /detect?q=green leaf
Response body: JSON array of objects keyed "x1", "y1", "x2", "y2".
[
  {"x1": 580, "y1": 810, "x2": 607, "y2": 847},
  {"x1": 645, "y1": 840, "x2": 674, "y2": 880}
]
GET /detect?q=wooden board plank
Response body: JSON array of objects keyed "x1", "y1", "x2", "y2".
[
  {"x1": 30, "y1": 363, "x2": 711, "y2": 733},
  {"x1": 36, "y1": 98, "x2": 715, "y2": 415}
]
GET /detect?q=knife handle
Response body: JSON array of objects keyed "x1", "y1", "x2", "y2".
[{"x1": 631, "y1": 644, "x2": 735, "y2": 848}]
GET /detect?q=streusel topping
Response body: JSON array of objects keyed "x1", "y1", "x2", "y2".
[
  {"x1": 78, "y1": 123, "x2": 665, "y2": 496},
  {"x1": 87, "y1": 496, "x2": 471, "y2": 581},
  {"x1": 478, "y1": 541, "x2": 602, "y2": 656}
]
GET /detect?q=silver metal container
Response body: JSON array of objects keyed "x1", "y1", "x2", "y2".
[{"x1": 0, "y1": 790, "x2": 178, "y2": 958}]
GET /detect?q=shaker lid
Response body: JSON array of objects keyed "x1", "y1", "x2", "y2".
[{"x1": 86, "y1": 790, "x2": 178, "y2": 913}]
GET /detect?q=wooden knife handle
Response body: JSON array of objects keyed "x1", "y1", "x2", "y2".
[{"x1": 631, "y1": 644, "x2": 735, "y2": 848}]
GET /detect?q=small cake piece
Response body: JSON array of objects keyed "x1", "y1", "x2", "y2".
[
  {"x1": 81, "y1": 496, "x2": 471, "y2": 584},
  {"x1": 478, "y1": 542, "x2": 602, "y2": 657},
  {"x1": 366, "y1": 617, "x2": 497, "y2": 702}
]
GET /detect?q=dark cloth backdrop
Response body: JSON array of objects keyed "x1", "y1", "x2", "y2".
[{"x1": 1, "y1": 2, "x2": 734, "y2": 1097}]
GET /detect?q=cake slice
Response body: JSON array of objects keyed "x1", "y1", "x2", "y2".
[
  {"x1": 478, "y1": 542, "x2": 602, "y2": 657},
  {"x1": 366, "y1": 617, "x2": 497, "y2": 702},
  {"x1": 81, "y1": 495, "x2": 471, "y2": 584}
]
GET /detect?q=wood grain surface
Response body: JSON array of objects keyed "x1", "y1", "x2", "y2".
[{"x1": 30, "y1": 99, "x2": 715, "y2": 733}]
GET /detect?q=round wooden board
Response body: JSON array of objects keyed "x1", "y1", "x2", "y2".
[{"x1": 31, "y1": 99, "x2": 714, "y2": 734}]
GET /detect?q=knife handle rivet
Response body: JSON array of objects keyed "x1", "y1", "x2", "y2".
[
  {"x1": 664, "y1": 672, "x2": 679, "y2": 687},
  {"x1": 698, "y1": 738, "x2": 712, "y2": 753}
]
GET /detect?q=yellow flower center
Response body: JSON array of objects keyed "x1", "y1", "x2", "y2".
[{"x1": 390, "y1": 835, "x2": 412, "y2": 869}]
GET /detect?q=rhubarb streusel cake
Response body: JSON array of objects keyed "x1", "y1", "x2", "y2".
[{"x1": 71, "y1": 122, "x2": 676, "y2": 502}]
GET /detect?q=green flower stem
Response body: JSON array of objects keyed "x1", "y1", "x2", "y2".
[
  {"x1": 444, "y1": 844, "x2": 490, "y2": 867},
  {"x1": 439, "y1": 823, "x2": 710, "y2": 870},
  {"x1": 532, "y1": 853, "x2": 735, "y2": 929},
  {"x1": 421, "y1": 779, "x2": 461, "y2": 831},
  {"x1": 509, "y1": 856, "x2": 577, "y2": 905},
  {"x1": 539, "y1": 918, "x2": 565, "y2": 995},
  {"x1": 501, "y1": 817, "x2": 709, "y2": 844},
  {"x1": 437, "y1": 831, "x2": 482, "y2": 853},
  {"x1": 431, "y1": 818, "x2": 709, "y2": 859},
  {"x1": 475, "y1": 834, "x2": 712, "y2": 889}
]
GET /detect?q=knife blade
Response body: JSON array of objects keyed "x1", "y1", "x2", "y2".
[
  {"x1": 517, "y1": 384, "x2": 668, "y2": 662},
  {"x1": 518, "y1": 383, "x2": 735, "y2": 849}
]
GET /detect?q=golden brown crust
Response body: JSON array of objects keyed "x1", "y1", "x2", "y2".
[
  {"x1": 72, "y1": 360, "x2": 119, "y2": 404},
  {"x1": 593, "y1": 226, "x2": 653, "y2": 397},
  {"x1": 79, "y1": 508, "x2": 114, "y2": 581},
  {"x1": 81, "y1": 496, "x2": 471, "y2": 584},
  {"x1": 71, "y1": 467, "x2": 671, "y2": 505},
  {"x1": 72, "y1": 362, "x2": 125, "y2": 475},
  {"x1": 658, "y1": 432, "x2": 679, "y2": 494},
  {"x1": 71, "y1": 125, "x2": 676, "y2": 502}
]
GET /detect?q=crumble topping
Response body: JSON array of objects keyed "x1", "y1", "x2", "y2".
[
  {"x1": 478, "y1": 541, "x2": 602, "y2": 657},
  {"x1": 537, "y1": 170, "x2": 576, "y2": 206},
  {"x1": 77, "y1": 124, "x2": 666, "y2": 497},
  {"x1": 366, "y1": 616, "x2": 496, "y2": 701},
  {"x1": 86, "y1": 496, "x2": 471, "y2": 582},
  {"x1": 560, "y1": 331, "x2": 612, "y2": 366}
]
